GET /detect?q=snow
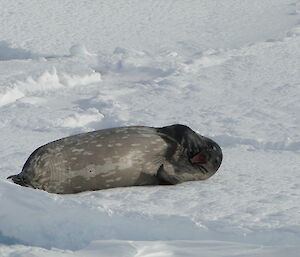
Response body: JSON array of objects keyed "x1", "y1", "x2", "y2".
[{"x1": 0, "y1": 0, "x2": 300, "y2": 256}]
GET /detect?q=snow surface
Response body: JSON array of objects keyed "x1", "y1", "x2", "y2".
[{"x1": 0, "y1": 0, "x2": 300, "y2": 256}]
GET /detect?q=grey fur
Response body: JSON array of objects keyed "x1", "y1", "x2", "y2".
[{"x1": 8, "y1": 124, "x2": 222, "y2": 194}]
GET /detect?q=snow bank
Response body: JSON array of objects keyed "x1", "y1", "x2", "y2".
[
  {"x1": 1, "y1": 180, "x2": 231, "y2": 251},
  {"x1": 0, "y1": 68, "x2": 101, "y2": 107},
  {"x1": 0, "y1": 41, "x2": 38, "y2": 61}
]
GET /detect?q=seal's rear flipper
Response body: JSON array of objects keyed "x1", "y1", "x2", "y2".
[{"x1": 7, "y1": 174, "x2": 28, "y2": 187}]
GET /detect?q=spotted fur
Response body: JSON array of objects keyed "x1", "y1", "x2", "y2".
[{"x1": 8, "y1": 124, "x2": 222, "y2": 194}]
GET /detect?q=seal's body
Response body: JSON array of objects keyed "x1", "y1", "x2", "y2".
[{"x1": 8, "y1": 124, "x2": 222, "y2": 194}]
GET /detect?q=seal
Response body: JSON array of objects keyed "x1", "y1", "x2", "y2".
[{"x1": 7, "y1": 124, "x2": 222, "y2": 194}]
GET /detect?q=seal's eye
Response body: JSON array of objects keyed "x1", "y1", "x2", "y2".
[{"x1": 190, "y1": 152, "x2": 207, "y2": 164}]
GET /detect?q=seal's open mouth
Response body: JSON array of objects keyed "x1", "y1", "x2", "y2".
[
  {"x1": 190, "y1": 151, "x2": 207, "y2": 164},
  {"x1": 190, "y1": 152, "x2": 210, "y2": 174}
]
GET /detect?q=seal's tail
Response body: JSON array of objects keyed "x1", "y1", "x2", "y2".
[{"x1": 7, "y1": 174, "x2": 27, "y2": 187}]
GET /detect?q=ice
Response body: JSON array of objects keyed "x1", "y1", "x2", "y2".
[
  {"x1": 0, "y1": 0, "x2": 300, "y2": 256},
  {"x1": 0, "y1": 41, "x2": 38, "y2": 61}
]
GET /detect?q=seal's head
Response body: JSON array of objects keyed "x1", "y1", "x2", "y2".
[
  {"x1": 187, "y1": 135, "x2": 223, "y2": 178},
  {"x1": 157, "y1": 124, "x2": 223, "y2": 182}
]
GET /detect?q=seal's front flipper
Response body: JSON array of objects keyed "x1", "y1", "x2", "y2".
[
  {"x1": 134, "y1": 172, "x2": 160, "y2": 186},
  {"x1": 156, "y1": 164, "x2": 179, "y2": 185}
]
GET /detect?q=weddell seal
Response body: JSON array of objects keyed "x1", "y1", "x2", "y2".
[{"x1": 7, "y1": 124, "x2": 222, "y2": 194}]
